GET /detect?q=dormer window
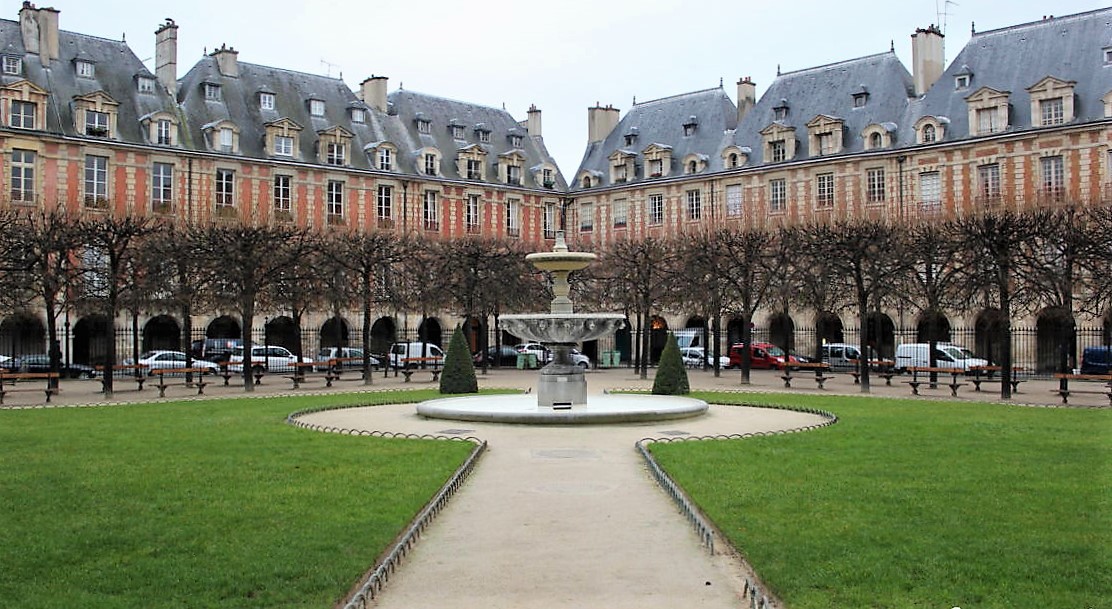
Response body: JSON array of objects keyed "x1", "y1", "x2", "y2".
[
  {"x1": 955, "y1": 74, "x2": 971, "y2": 89},
  {"x1": 624, "y1": 134, "x2": 636, "y2": 146},
  {"x1": 923, "y1": 124, "x2": 936, "y2": 142},
  {"x1": 682, "y1": 116, "x2": 698, "y2": 136},
  {"x1": 157, "y1": 119, "x2": 172, "y2": 145},
  {"x1": 204, "y1": 83, "x2": 221, "y2": 101},
  {"x1": 451, "y1": 124, "x2": 466, "y2": 139},
  {"x1": 507, "y1": 164, "x2": 521, "y2": 185},
  {"x1": 260, "y1": 92, "x2": 275, "y2": 110},
  {"x1": 1104, "y1": 47, "x2": 1112, "y2": 64},
  {"x1": 870, "y1": 132, "x2": 882, "y2": 148},
  {"x1": 85, "y1": 110, "x2": 109, "y2": 137},
  {"x1": 650, "y1": 159, "x2": 663, "y2": 176},
  {"x1": 2, "y1": 56, "x2": 21, "y2": 75},
  {"x1": 351, "y1": 108, "x2": 365, "y2": 123},
  {"x1": 137, "y1": 77, "x2": 156, "y2": 95},
  {"x1": 203, "y1": 120, "x2": 240, "y2": 154},
  {"x1": 326, "y1": 143, "x2": 345, "y2": 165},
  {"x1": 1028, "y1": 76, "x2": 1076, "y2": 128},
  {"x1": 773, "y1": 100, "x2": 789, "y2": 121},
  {"x1": 378, "y1": 147, "x2": 392, "y2": 171},
  {"x1": 852, "y1": 92, "x2": 868, "y2": 108},
  {"x1": 417, "y1": 118, "x2": 431, "y2": 134},
  {"x1": 728, "y1": 153, "x2": 739, "y2": 167},
  {"x1": 510, "y1": 134, "x2": 523, "y2": 148},
  {"x1": 219, "y1": 127, "x2": 234, "y2": 151},
  {"x1": 309, "y1": 99, "x2": 325, "y2": 116},
  {"x1": 542, "y1": 168, "x2": 554, "y2": 188},
  {"x1": 477, "y1": 129, "x2": 490, "y2": 143},
  {"x1": 275, "y1": 136, "x2": 294, "y2": 156},
  {"x1": 76, "y1": 60, "x2": 95, "y2": 79}
]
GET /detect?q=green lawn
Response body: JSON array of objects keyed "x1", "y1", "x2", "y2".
[
  {"x1": 0, "y1": 391, "x2": 475, "y2": 609},
  {"x1": 650, "y1": 393, "x2": 1112, "y2": 609}
]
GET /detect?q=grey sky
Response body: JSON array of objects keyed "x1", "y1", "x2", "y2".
[{"x1": 46, "y1": 0, "x2": 1110, "y2": 176}]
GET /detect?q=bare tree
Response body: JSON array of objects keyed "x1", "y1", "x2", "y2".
[
  {"x1": 901, "y1": 220, "x2": 967, "y2": 383},
  {"x1": 1077, "y1": 204, "x2": 1112, "y2": 323},
  {"x1": 145, "y1": 223, "x2": 220, "y2": 369}
]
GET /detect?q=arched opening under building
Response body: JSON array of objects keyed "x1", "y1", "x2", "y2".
[
  {"x1": 768, "y1": 312, "x2": 795, "y2": 353},
  {"x1": 974, "y1": 309, "x2": 1005, "y2": 365},
  {"x1": 816, "y1": 311, "x2": 844, "y2": 346},
  {"x1": 73, "y1": 315, "x2": 111, "y2": 366},
  {"x1": 726, "y1": 316, "x2": 749, "y2": 347},
  {"x1": 264, "y1": 316, "x2": 299, "y2": 354},
  {"x1": 0, "y1": 312, "x2": 45, "y2": 357},
  {"x1": 614, "y1": 322, "x2": 632, "y2": 365},
  {"x1": 649, "y1": 315, "x2": 668, "y2": 364},
  {"x1": 370, "y1": 317, "x2": 397, "y2": 355},
  {"x1": 320, "y1": 316, "x2": 351, "y2": 349},
  {"x1": 1036, "y1": 307, "x2": 1075, "y2": 373},
  {"x1": 681, "y1": 316, "x2": 709, "y2": 350},
  {"x1": 1103, "y1": 312, "x2": 1111, "y2": 346},
  {"x1": 865, "y1": 312, "x2": 896, "y2": 360},
  {"x1": 417, "y1": 317, "x2": 443, "y2": 347},
  {"x1": 206, "y1": 315, "x2": 241, "y2": 340},
  {"x1": 142, "y1": 315, "x2": 180, "y2": 353},
  {"x1": 462, "y1": 316, "x2": 484, "y2": 353},
  {"x1": 916, "y1": 310, "x2": 952, "y2": 344}
]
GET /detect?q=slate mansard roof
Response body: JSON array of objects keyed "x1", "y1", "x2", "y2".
[{"x1": 0, "y1": 18, "x2": 179, "y2": 141}]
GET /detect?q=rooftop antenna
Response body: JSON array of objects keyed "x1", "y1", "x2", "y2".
[
  {"x1": 320, "y1": 58, "x2": 340, "y2": 78},
  {"x1": 936, "y1": 0, "x2": 957, "y2": 63}
]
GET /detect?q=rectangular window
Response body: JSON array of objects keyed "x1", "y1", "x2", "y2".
[
  {"x1": 976, "y1": 107, "x2": 1001, "y2": 134},
  {"x1": 977, "y1": 163, "x2": 1000, "y2": 203},
  {"x1": 2, "y1": 55, "x2": 21, "y2": 74},
  {"x1": 866, "y1": 168, "x2": 886, "y2": 203},
  {"x1": 466, "y1": 159, "x2": 482, "y2": 180},
  {"x1": 817, "y1": 133, "x2": 835, "y2": 155},
  {"x1": 451, "y1": 125, "x2": 465, "y2": 139},
  {"x1": 816, "y1": 173, "x2": 834, "y2": 207},
  {"x1": 511, "y1": 135, "x2": 523, "y2": 148},
  {"x1": 613, "y1": 198, "x2": 627, "y2": 228},
  {"x1": 424, "y1": 153, "x2": 436, "y2": 176},
  {"x1": 310, "y1": 99, "x2": 325, "y2": 116},
  {"x1": 152, "y1": 162, "x2": 173, "y2": 211},
  {"x1": 10, "y1": 149, "x2": 35, "y2": 203},
  {"x1": 466, "y1": 194, "x2": 480, "y2": 231},
  {"x1": 648, "y1": 193, "x2": 663, "y2": 225},
  {"x1": 769, "y1": 179, "x2": 786, "y2": 212},
  {"x1": 507, "y1": 165, "x2": 521, "y2": 185},
  {"x1": 1040, "y1": 97, "x2": 1064, "y2": 126},
  {"x1": 423, "y1": 190, "x2": 438, "y2": 230},
  {"x1": 260, "y1": 93, "x2": 275, "y2": 110},
  {"x1": 351, "y1": 109, "x2": 365, "y2": 123},
  {"x1": 274, "y1": 175, "x2": 292, "y2": 212},
  {"x1": 274, "y1": 135, "x2": 294, "y2": 156},
  {"x1": 378, "y1": 148, "x2": 392, "y2": 171},
  {"x1": 327, "y1": 181, "x2": 344, "y2": 218},
  {"x1": 137, "y1": 78, "x2": 155, "y2": 94},
  {"x1": 327, "y1": 143, "x2": 345, "y2": 165},
  {"x1": 219, "y1": 127, "x2": 233, "y2": 152},
  {"x1": 649, "y1": 158, "x2": 663, "y2": 177},
  {"x1": 506, "y1": 199, "x2": 520, "y2": 236},
  {"x1": 417, "y1": 120, "x2": 430, "y2": 134},
  {"x1": 770, "y1": 140, "x2": 786, "y2": 163},
  {"x1": 10, "y1": 100, "x2": 34, "y2": 129},
  {"x1": 84, "y1": 155, "x2": 108, "y2": 206},
  {"x1": 204, "y1": 83, "x2": 221, "y2": 100},
  {"x1": 614, "y1": 164, "x2": 627, "y2": 182},
  {"x1": 156, "y1": 119, "x2": 172, "y2": 145},
  {"x1": 580, "y1": 202, "x2": 593, "y2": 232},
  {"x1": 543, "y1": 168, "x2": 554, "y2": 187},
  {"x1": 919, "y1": 171, "x2": 941, "y2": 210},
  {"x1": 76, "y1": 60, "x2": 95, "y2": 78},
  {"x1": 686, "y1": 190, "x2": 701, "y2": 220},
  {"x1": 726, "y1": 184, "x2": 742, "y2": 216},
  {"x1": 377, "y1": 185, "x2": 393, "y2": 221},
  {"x1": 478, "y1": 130, "x2": 491, "y2": 143},
  {"x1": 543, "y1": 203, "x2": 556, "y2": 238},
  {"x1": 1041, "y1": 155, "x2": 1064, "y2": 199},
  {"x1": 215, "y1": 169, "x2": 235, "y2": 206},
  {"x1": 85, "y1": 110, "x2": 109, "y2": 136}
]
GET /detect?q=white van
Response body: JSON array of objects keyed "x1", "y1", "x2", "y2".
[
  {"x1": 894, "y1": 343, "x2": 987, "y2": 372},
  {"x1": 821, "y1": 343, "x2": 869, "y2": 370},
  {"x1": 389, "y1": 342, "x2": 445, "y2": 369}
]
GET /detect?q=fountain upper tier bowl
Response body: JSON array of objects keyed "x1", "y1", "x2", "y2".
[
  {"x1": 499, "y1": 313, "x2": 625, "y2": 345},
  {"x1": 524, "y1": 251, "x2": 596, "y2": 272}
]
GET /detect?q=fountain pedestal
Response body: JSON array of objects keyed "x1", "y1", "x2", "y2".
[{"x1": 537, "y1": 344, "x2": 586, "y2": 408}]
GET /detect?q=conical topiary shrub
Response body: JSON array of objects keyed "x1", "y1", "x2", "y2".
[
  {"x1": 652, "y1": 332, "x2": 690, "y2": 395},
  {"x1": 439, "y1": 325, "x2": 478, "y2": 394}
]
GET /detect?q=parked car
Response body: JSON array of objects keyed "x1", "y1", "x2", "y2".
[
  {"x1": 388, "y1": 342, "x2": 445, "y2": 369},
  {"x1": 130, "y1": 350, "x2": 220, "y2": 373},
  {"x1": 9, "y1": 354, "x2": 97, "y2": 378},
  {"x1": 189, "y1": 338, "x2": 242, "y2": 363},
  {"x1": 679, "y1": 346, "x2": 729, "y2": 369},
  {"x1": 727, "y1": 342, "x2": 799, "y2": 370},
  {"x1": 474, "y1": 345, "x2": 521, "y2": 367},
  {"x1": 0, "y1": 354, "x2": 14, "y2": 371},
  {"x1": 820, "y1": 343, "x2": 878, "y2": 370},
  {"x1": 228, "y1": 345, "x2": 310, "y2": 373},
  {"x1": 515, "y1": 343, "x2": 551, "y2": 365},
  {"x1": 315, "y1": 347, "x2": 379, "y2": 372},
  {"x1": 1080, "y1": 346, "x2": 1112, "y2": 374},
  {"x1": 893, "y1": 343, "x2": 987, "y2": 372},
  {"x1": 567, "y1": 348, "x2": 592, "y2": 370}
]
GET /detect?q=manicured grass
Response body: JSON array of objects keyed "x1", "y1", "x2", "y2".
[
  {"x1": 650, "y1": 393, "x2": 1112, "y2": 609},
  {"x1": 0, "y1": 391, "x2": 475, "y2": 609}
]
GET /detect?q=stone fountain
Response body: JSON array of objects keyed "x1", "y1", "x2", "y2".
[{"x1": 416, "y1": 232, "x2": 707, "y2": 424}]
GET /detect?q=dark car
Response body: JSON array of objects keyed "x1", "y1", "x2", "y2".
[
  {"x1": 12, "y1": 354, "x2": 96, "y2": 378},
  {"x1": 190, "y1": 338, "x2": 242, "y2": 363},
  {"x1": 1080, "y1": 346, "x2": 1112, "y2": 374},
  {"x1": 473, "y1": 345, "x2": 521, "y2": 367}
]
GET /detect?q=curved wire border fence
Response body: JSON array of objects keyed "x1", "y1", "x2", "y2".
[
  {"x1": 636, "y1": 401, "x2": 839, "y2": 609},
  {"x1": 286, "y1": 407, "x2": 486, "y2": 609}
]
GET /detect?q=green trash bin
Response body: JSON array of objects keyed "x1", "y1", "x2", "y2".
[
  {"x1": 516, "y1": 353, "x2": 528, "y2": 369},
  {"x1": 601, "y1": 350, "x2": 619, "y2": 368},
  {"x1": 526, "y1": 353, "x2": 537, "y2": 369}
]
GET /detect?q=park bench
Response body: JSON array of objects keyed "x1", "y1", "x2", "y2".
[
  {"x1": 96, "y1": 364, "x2": 149, "y2": 391},
  {"x1": 848, "y1": 359, "x2": 897, "y2": 385},
  {"x1": 780, "y1": 362, "x2": 834, "y2": 389},
  {"x1": 1052, "y1": 373, "x2": 1112, "y2": 405},
  {"x1": 0, "y1": 371, "x2": 60, "y2": 404},
  {"x1": 221, "y1": 360, "x2": 267, "y2": 385},
  {"x1": 906, "y1": 367, "x2": 967, "y2": 397},
  {"x1": 399, "y1": 357, "x2": 442, "y2": 383},
  {"x1": 286, "y1": 362, "x2": 317, "y2": 389},
  {"x1": 149, "y1": 367, "x2": 210, "y2": 398},
  {"x1": 966, "y1": 365, "x2": 1026, "y2": 392}
]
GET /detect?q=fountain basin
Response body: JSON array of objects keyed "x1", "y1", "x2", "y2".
[
  {"x1": 500, "y1": 313, "x2": 625, "y2": 344},
  {"x1": 416, "y1": 394, "x2": 708, "y2": 424},
  {"x1": 525, "y1": 251, "x2": 597, "y2": 272}
]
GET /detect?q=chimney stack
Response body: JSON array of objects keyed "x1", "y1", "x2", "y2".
[
  {"x1": 587, "y1": 103, "x2": 620, "y2": 143},
  {"x1": 736, "y1": 77, "x2": 756, "y2": 123},
  {"x1": 911, "y1": 25, "x2": 944, "y2": 96},
  {"x1": 360, "y1": 75, "x2": 388, "y2": 112},
  {"x1": 212, "y1": 44, "x2": 238, "y2": 78},
  {"x1": 155, "y1": 18, "x2": 178, "y2": 96},
  {"x1": 19, "y1": 3, "x2": 60, "y2": 66},
  {"x1": 526, "y1": 104, "x2": 542, "y2": 137}
]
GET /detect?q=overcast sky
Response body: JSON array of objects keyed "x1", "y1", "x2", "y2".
[{"x1": 43, "y1": 0, "x2": 1110, "y2": 176}]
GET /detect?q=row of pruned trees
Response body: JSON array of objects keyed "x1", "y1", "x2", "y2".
[
  {"x1": 0, "y1": 210, "x2": 547, "y2": 395},
  {"x1": 588, "y1": 204, "x2": 1112, "y2": 398}
]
